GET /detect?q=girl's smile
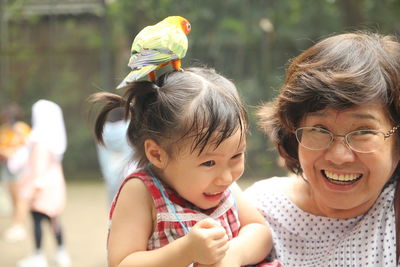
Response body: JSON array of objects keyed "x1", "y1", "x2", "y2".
[
  {"x1": 203, "y1": 191, "x2": 225, "y2": 202},
  {"x1": 157, "y1": 129, "x2": 246, "y2": 210}
]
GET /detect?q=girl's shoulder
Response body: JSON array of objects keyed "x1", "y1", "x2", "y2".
[
  {"x1": 115, "y1": 171, "x2": 150, "y2": 197},
  {"x1": 109, "y1": 171, "x2": 154, "y2": 220}
]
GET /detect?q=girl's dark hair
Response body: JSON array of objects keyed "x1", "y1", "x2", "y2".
[
  {"x1": 257, "y1": 32, "x2": 400, "y2": 175},
  {"x1": 90, "y1": 67, "x2": 248, "y2": 168}
]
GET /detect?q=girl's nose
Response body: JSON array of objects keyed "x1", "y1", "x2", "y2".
[{"x1": 215, "y1": 170, "x2": 234, "y2": 186}]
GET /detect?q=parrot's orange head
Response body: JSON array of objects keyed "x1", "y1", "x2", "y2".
[{"x1": 164, "y1": 16, "x2": 191, "y2": 35}]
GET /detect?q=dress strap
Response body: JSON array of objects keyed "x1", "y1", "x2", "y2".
[{"x1": 147, "y1": 164, "x2": 189, "y2": 234}]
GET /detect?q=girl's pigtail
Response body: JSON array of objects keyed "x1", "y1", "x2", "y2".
[
  {"x1": 89, "y1": 80, "x2": 162, "y2": 168},
  {"x1": 88, "y1": 92, "x2": 126, "y2": 145},
  {"x1": 123, "y1": 82, "x2": 160, "y2": 140}
]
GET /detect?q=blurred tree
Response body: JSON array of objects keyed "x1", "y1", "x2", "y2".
[
  {"x1": 0, "y1": 0, "x2": 399, "y2": 180},
  {"x1": 337, "y1": 0, "x2": 365, "y2": 27}
]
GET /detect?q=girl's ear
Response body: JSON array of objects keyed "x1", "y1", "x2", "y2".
[{"x1": 144, "y1": 139, "x2": 168, "y2": 169}]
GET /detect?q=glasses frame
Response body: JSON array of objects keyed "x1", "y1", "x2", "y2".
[{"x1": 294, "y1": 125, "x2": 400, "y2": 153}]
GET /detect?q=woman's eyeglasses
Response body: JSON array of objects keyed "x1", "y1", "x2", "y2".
[{"x1": 294, "y1": 125, "x2": 400, "y2": 153}]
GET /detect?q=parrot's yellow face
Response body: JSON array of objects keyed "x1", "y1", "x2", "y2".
[{"x1": 164, "y1": 16, "x2": 191, "y2": 35}]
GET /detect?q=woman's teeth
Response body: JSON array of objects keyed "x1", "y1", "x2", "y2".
[{"x1": 323, "y1": 170, "x2": 362, "y2": 184}]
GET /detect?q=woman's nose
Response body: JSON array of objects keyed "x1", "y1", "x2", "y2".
[{"x1": 324, "y1": 138, "x2": 356, "y2": 164}]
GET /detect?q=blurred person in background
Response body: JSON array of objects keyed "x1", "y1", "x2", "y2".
[
  {"x1": 0, "y1": 103, "x2": 31, "y2": 242},
  {"x1": 96, "y1": 107, "x2": 137, "y2": 206},
  {"x1": 17, "y1": 99, "x2": 70, "y2": 267}
]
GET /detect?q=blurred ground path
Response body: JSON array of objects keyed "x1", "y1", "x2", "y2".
[
  {"x1": 0, "y1": 177, "x2": 260, "y2": 267},
  {"x1": 0, "y1": 180, "x2": 109, "y2": 267}
]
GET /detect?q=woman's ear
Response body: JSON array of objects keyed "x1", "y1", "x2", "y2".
[{"x1": 144, "y1": 139, "x2": 168, "y2": 169}]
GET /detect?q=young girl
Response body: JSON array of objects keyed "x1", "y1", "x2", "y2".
[
  {"x1": 91, "y1": 67, "x2": 278, "y2": 267},
  {"x1": 16, "y1": 100, "x2": 70, "y2": 267}
]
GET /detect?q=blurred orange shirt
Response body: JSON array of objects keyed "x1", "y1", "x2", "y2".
[{"x1": 0, "y1": 121, "x2": 31, "y2": 158}]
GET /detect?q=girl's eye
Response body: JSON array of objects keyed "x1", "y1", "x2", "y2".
[
  {"x1": 201, "y1": 160, "x2": 215, "y2": 167},
  {"x1": 232, "y1": 153, "x2": 243, "y2": 159}
]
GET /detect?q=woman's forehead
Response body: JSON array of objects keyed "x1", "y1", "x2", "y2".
[{"x1": 303, "y1": 104, "x2": 389, "y2": 123}]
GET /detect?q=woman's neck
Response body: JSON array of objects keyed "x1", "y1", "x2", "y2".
[{"x1": 286, "y1": 177, "x2": 377, "y2": 219}]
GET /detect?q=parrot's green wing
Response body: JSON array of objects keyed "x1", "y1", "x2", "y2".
[
  {"x1": 128, "y1": 48, "x2": 178, "y2": 69},
  {"x1": 128, "y1": 23, "x2": 188, "y2": 69}
]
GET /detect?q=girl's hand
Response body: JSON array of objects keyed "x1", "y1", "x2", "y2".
[
  {"x1": 194, "y1": 240, "x2": 242, "y2": 267},
  {"x1": 186, "y1": 218, "x2": 229, "y2": 265}
]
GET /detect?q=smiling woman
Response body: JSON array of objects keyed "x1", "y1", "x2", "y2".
[{"x1": 245, "y1": 31, "x2": 400, "y2": 266}]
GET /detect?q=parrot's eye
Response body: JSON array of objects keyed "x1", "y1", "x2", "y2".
[
  {"x1": 181, "y1": 20, "x2": 191, "y2": 34},
  {"x1": 186, "y1": 22, "x2": 192, "y2": 33}
]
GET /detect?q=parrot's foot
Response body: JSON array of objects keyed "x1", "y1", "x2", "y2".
[{"x1": 148, "y1": 71, "x2": 156, "y2": 82}]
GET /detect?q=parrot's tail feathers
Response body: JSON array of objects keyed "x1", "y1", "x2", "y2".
[{"x1": 116, "y1": 65, "x2": 158, "y2": 89}]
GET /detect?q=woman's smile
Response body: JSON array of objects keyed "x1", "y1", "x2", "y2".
[{"x1": 322, "y1": 170, "x2": 362, "y2": 185}]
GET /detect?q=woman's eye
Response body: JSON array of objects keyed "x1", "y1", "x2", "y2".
[
  {"x1": 310, "y1": 126, "x2": 329, "y2": 133},
  {"x1": 352, "y1": 129, "x2": 375, "y2": 136},
  {"x1": 201, "y1": 160, "x2": 215, "y2": 167}
]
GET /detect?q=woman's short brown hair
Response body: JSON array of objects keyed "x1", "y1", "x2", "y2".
[{"x1": 257, "y1": 32, "x2": 400, "y2": 175}]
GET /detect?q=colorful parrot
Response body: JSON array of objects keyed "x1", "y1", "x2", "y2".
[{"x1": 117, "y1": 16, "x2": 191, "y2": 89}]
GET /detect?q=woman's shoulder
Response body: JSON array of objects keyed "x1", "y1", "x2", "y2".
[
  {"x1": 243, "y1": 176, "x2": 298, "y2": 208},
  {"x1": 243, "y1": 176, "x2": 301, "y2": 221},
  {"x1": 244, "y1": 176, "x2": 296, "y2": 195}
]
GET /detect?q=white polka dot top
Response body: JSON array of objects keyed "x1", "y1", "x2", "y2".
[{"x1": 245, "y1": 177, "x2": 398, "y2": 267}]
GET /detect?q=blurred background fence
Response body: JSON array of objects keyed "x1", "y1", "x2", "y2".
[{"x1": 1, "y1": 0, "x2": 399, "y2": 181}]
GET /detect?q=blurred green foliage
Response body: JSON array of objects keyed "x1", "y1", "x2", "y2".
[{"x1": 1, "y1": 0, "x2": 399, "y2": 180}]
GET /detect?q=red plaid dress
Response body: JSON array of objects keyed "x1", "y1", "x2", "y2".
[
  {"x1": 109, "y1": 170, "x2": 240, "y2": 250},
  {"x1": 109, "y1": 170, "x2": 282, "y2": 267}
]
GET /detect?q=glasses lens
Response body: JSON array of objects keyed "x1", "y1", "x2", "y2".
[
  {"x1": 347, "y1": 130, "x2": 384, "y2": 153},
  {"x1": 296, "y1": 127, "x2": 332, "y2": 150}
]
